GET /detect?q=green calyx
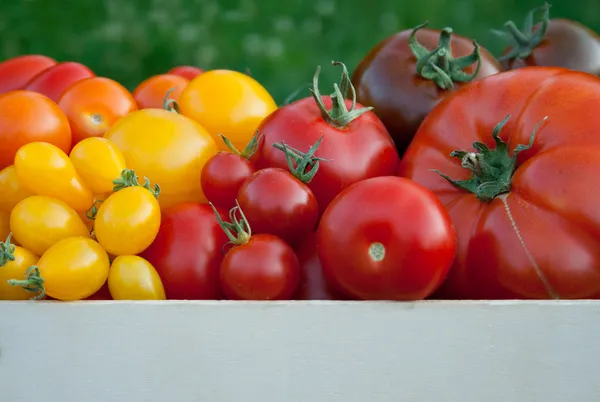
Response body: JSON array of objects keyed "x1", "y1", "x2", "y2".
[
  {"x1": 112, "y1": 168, "x2": 161, "y2": 199},
  {"x1": 272, "y1": 136, "x2": 329, "y2": 184},
  {"x1": 433, "y1": 114, "x2": 548, "y2": 202},
  {"x1": 491, "y1": 3, "x2": 551, "y2": 61},
  {"x1": 210, "y1": 201, "x2": 252, "y2": 250},
  {"x1": 410, "y1": 22, "x2": 482, "y2": 90},
  {"x1": 310, "y1": 60, "x2": 374, "y2": 129},
  {"x1": 0, "y1": 233, "x2": 16, "y2": 267},
  {"x1": 163, "y1": 87, "x2": 181, "y2": 113},
  {"x1": 220, "y1": 131, "x2": 262, "y2": 159},
  {"x1": 7, "y1": 265, "x2": 45, "y2": 300}
]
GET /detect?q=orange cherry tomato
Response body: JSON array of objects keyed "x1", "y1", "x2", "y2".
[
  {"x1": 0, "y1": 165, "x2": 35, "y2": 212},
  {"x1": 0, "y1": 90, "x2": 72, "y2": 170},
  {"x1": 178, "y1": 69, "x2": 278, "y2": 152},
  {"x1": 58, "y1": 77, "x2": 138, "y2": 146},
  {"x1": 0, "y1": 55, "x2": 57, "y2": 94},
  {"x1": 133, "y1": 74, "x2": 189, "y2": 109}
]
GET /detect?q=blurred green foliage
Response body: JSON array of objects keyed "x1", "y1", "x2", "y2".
[{"x1": 1, "y1": 0, "x2": 599, "y2": 103}]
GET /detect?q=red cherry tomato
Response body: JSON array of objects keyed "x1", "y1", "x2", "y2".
[
  {"x1": 201, "y1": 134, "x2": 259, "y2": 211},
  {"x1": 318, "y1": 176, "x2": 457, "y2": 301},
  {"x1": 25, "y1": 62, "x2": 95, "y2": 102},
  {"x1": 139, "y1": 202, "x2": 229, "y2": 300},
  {"x1": 168, "y1": 66, "x2": 204, "y2": 80},
  {"x1": 0, "y1": 55, "x2": 57, "y2": 94},
  {"x1": 212, "y1": 203, "x2": 300, "y2": 300}
]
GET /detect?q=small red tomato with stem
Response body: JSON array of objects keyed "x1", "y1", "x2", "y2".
[
  {"x1": 25, "y1": 62, "x2": 96, "y2": 102},
  {"x1": 211, "y1": 202, "x2": 300, "y2": 300},
  {"x1": 168, "y1": 66, "x2": 204, "y2": 80},
  {"x1": 237, "y1": 136, "x2": 324, "y2": 246},
  {"x1": 201, "y1": 132, "x2": 259, "y2": 211}
]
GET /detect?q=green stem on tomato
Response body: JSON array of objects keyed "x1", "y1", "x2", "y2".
[
  {"x1": 272, "y1": 136, "x2": 329, "y2": 184},
  {"x1": 86, "y1": 199, "x2": 104, "y2": 221},
  {"x1": 112, "y1": 168, "x2": 160, "y2": 199},
  {"x1": 209, "y1": 201, "x2": 252, "y2": 251},
  {"x1": 7, "y1": 265, "x2": 45, "y2": 300},
  {"x1": 0, "y1": 233, "x2": 16, "y2": 267},
  {"x1": 219, "y1": 131, "x2": 263, "y2": 159},
  {"x1": 163, "y1": 87, "x2": 181, "y2": 114}
]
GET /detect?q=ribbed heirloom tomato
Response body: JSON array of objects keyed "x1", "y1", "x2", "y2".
[
  {"x1": 25, "y1": 61, "x2": 95, "y2": 102},
  {"x1": 0, "y1": 54, "x2": 56, "y2": 94},
  {"x1": 398, "y1": 66, "x2": 600, "y2": 299}
]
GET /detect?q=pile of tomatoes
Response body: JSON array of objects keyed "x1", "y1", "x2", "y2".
[{"x1": 2, "y1": 3, "x2": 600, "y2": 302}]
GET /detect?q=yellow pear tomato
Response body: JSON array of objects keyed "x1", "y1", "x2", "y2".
[
  {"x1": 104, "y1": 108, "x2": 218, "y2": 208},
  {"x1": 14, "y1": 142, "x2": 94, "y2": 212},
  {"x1": 69, "y1": 137, "x2": 127, "y2": 195},
  {"x1": 108, "y1": 255, "x2": 166, "y2": 300},
  {"x1": 10, "y1": 195, "x2": 90, "y2": 256},
  {"x1": 0, "y1": 234, "x2": 39, "y2": 300},
  {"x1": 178, "y1": 69, "x2": 278, "y2": 152},
  {"x1": 0, "y1": 165, "x2": 34, "y2": 212}
]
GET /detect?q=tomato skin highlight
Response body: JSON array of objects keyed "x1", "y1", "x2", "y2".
[
  {"x1": 220, "y1": 234, "x2": 300, "y2": 300},
  {"x1": 140, "y1": 202, "x2": 229, "y2": 300},
  {"x1": 201, "y1": 152, "x2": 256, "y2": 211},
  {"x1": 133, "y1": 74, "x2": 189, "y2": 109},
  {"x1": 24, "y1": 61, "x2": 95, "y2": 102},
  {"x1": 0, "y1": 55, "x2": 57, "y2": 94},
  {"x1": 108, "y1": 255, "x2": 166, "y2": 300},
  {"x1": 168, "y1": 65, "x2": 204, "y2": 80},
  {"x1": 318, "y1": 176, "x2": 457, "y2": 301},
  {"x1": 237, "y1": 168, "x2": 318, "y2": 246}
]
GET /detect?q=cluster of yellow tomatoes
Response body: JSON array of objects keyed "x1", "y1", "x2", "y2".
[{"x1": 0, "y1": 64, "x2": 278, "y2": 302}]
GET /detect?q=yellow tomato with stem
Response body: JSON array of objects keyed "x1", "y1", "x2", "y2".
[
  {"x1": 93, "y1": 169, "x2": 161, "y2": 256},
  {"x1": 0, "y1": 165, "x2": 34, "y2": 212},
  {"x1": 0, "y1": 234, "x2": 39, "y2": 300},
  {"x1": 104, "y1": 108, "x2": 218, "y2": 208},
  {"x1": 69, "y1": 137, "x2": 127, "y2": 195},
  {"x1": 8, "y1": 236, "x2": 109, "y2": 301},
  {"x1": 108, "y1": 255, "x2": 166, "y2": 300},
  {"x1": 178, "y1": 69, "x2": 278, "y2": 152},
  {"x1": 10, "y1": 195, "x2": 89, "y2": 256},
  {"x1": 14, "y1": 142, "x2": 94, "y2": 212}
]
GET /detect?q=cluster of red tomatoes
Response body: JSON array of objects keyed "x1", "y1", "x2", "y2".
[{"x1": 2, "y1": 4, "x2": 600, "y2": 302}]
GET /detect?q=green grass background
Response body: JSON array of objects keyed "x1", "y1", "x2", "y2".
[{"x1": 1, "y1": 0, "x2": 598, "y2": 103}]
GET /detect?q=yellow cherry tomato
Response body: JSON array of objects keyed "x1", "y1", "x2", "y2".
[
  {"x1": 10, "y1": 195, "x2": 89, "y2": 256},
  {"x1": 94, "y1": 186, "x2": 161, "y2": 256},
  {"x1": 0, "y1": 234, "x2": 39, "y2": 300},
  {"x1": 108, "y1": 255, "x2": 166, "y2": 300},
  {"x1": 178, "y1": 69, "x2": 278, "y2": 152},
  {"x1": 34, "y1": 236, "x2": 109, "y2": 301},
  {"x1": 104, "y1": 109, "x2": 218, "y2": 208},
  {"x1": 69, "y1": 137, "x2": 127, "y2": 195},
  {"x1": 0, "y1": 165, "x2": 34, "y2": 212},
  {"x1": 14, "y1": 142, "x2": 94, "y2": 212}
]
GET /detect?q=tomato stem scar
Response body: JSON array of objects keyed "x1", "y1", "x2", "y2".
[{"x1": 368, "y1": 242, "x2": 386, "y2": 262}]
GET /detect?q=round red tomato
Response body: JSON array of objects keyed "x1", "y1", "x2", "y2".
[
  {"x1": 493, "y1": 4, "x2": 600, "y2": 75},
  {"x1": 351, "y1": 23, "x2": 501, "y2": 156},
  {"x1": 255, "y1": 61, "x2": 399, "y2": 216},
  {"x1": 25, "y1": 62, "x2": 95, "y2": 102},
  {"x1": 317, "y1": 176, "x2": 456, "y2": 301},
  {"x1": 0, "y1": 54, "x2": 56, "y2": 94},
  {"x1": 398, "y1": 66, "x2": 600, "y2": 299},
  {"x1": 140, "y1": 202, "x2": 229, "y2": 300},
  {"x1": 168, "y1": 65, "x2": 204, "y2": 80}
]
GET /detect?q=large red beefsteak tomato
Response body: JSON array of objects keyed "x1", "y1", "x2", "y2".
[{"x1": 398, "y1": 66, "x2": 600, "y2": 299}]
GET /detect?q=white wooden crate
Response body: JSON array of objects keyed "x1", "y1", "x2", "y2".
[{"x1": 1, "y1": 300, "x2": 598, "y2": 402}]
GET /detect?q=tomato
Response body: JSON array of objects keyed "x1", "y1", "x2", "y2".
[
  {"x1": 84, "y1": 282, "x2": 112, "y2": 300},
  {"x1": 0, "y1": 55, "x2": 56, "y2": 94},
  {"x1": 167, "y1": 65, "x2": 204, "y2": 80},
  {"x1": 255, "y1": 62, "x2": 399, "y2": 216},
  {"x1": 212, "y1": 203, "x2": 300, "y2": 300},
  {"x1": 133, "y1": 73, "x2": 189, "y2": 110},
  {"x1": 94, "y1": 170, "x2": 161, "y2": 256},
  {"x1": 0, "y1": 90, "x2": 72, "y2": 170},
  {"x1": 70, "y1": 137, "x2": 127, "y2": 195},
  {"x1": 237, "y1": 138, "x2": 320, "y2": 245},
  {"x1": 178, "y1": 69, "x2": 278, "y2": 152},
  {"x1": 397, "y1": 66, "x2": 600, "y2": 299},
  {"x1": 104, "y1": 108, "x2": 219, "y2": 208},
  {"x1": 140, "y1": 202, "x2": 229, "y2": 300},
  {"x1": 14, "y1": 142, "x2": 94, "y2": 212},
  {"x1": 0, "y1": 165, "x2": 34, "y2": 212},
  {"x1": 318, "y1": 176, "x2": 456, "y2": 300},
  {"x1": 0, "y1": 211, "x2": 10, "y2": 241},
  {"x1": 24, "y1": 61, "x2": 95, "y2": 102},
  {"x1": 0, "y1": 234, "x2": 39, "y2": 300},
  {"x1": 108, "y1": 255, "x2": 166, "y2": 300},
  {"x1": 9, "y1": 236, "x2": 109, "y2": 301},
  {"x1": 493, "y1": 4, "x2": 600, "y2": 75},
  {"x1": 58, "y1": 77, "x2": 137, "y2": 146},
  {"x1": 351, "y1": 23, "x2": 501, "y2": 156},
  {"x1": 201, "y1": 134, "x2": 258, "y2": 210},
  {"x1": 10, "y1": 195, "x2": 89, "y2": 256}
]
